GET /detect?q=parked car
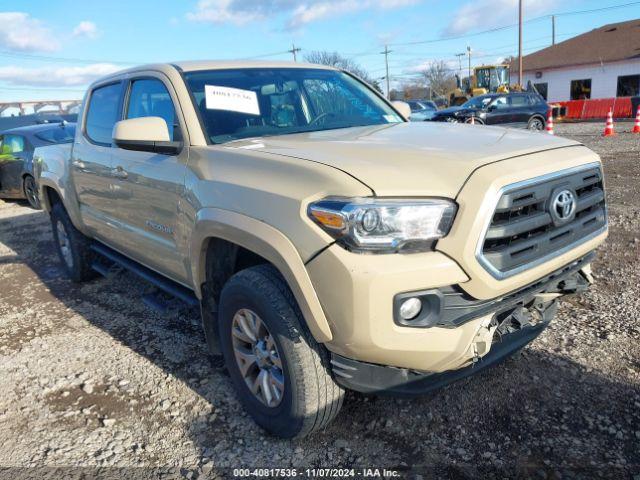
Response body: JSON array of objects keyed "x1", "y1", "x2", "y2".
[
  {"x1": 430, "y1": 92, "x2": 549, "y2": 130},
  {"x1": 408, "y1": 100, "x2": 438, "y2": 121},
  {"x1": 0, "y1": 122, "x2": 76, "y2": 209},
  {"x1": 36, "y1": 61, "x2": 606, "y2": 438}
]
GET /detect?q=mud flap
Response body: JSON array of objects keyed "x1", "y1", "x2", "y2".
[{"x1": 201, "y1": 280, "x2": 222, "y2": 355}]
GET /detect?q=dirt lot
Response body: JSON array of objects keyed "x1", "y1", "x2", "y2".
[{"x1": 0, "y1": 122, "x2": 639, "y2": 479}]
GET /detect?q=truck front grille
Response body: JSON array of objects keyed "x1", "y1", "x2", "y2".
[{"x1": 478, "y1": 163, "x2": 607, "y2": 278}]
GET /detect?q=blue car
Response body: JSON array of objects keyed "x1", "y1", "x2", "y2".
[
  {"x1": 430, "y1": 93, "x2": 549, "y2": 131},
  {"x1": 0, "y1": 122, "x2": 76, "y2": 209}
]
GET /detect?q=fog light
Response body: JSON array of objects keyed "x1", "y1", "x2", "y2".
[{"x1": 399, "y1": 297, "x2": 422, "y2": 320}]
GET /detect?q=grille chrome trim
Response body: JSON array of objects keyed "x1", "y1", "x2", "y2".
[{"x1": 475, "y1": 162, "x2": 607, "y2": 280}]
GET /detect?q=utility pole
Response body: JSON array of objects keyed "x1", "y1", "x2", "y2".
[
  {"x1": 288, "y1": 43, "x2": 301, "y2": 62},
  {"x1": 455, "y1": 53, "x2": 465, "y2": 76},
  {"x1": 518, "y1": 0, "x2": 523, "y2": 88},
  {"x1": 552, "y1": 15, "x2": 556, "y2": 45},
  {"x1": 381, "y1": 45, "x2": 392, "y2": 99},
  {"x1": 467, "y1": 46, "x2": 472, "y2": 82}
]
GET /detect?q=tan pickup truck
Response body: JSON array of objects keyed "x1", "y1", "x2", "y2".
[{"x1": 35, "y1": 61, "x2": 607, "y2": 438}]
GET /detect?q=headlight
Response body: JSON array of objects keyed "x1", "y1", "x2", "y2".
[{"x1": 308, "y1": 198, "x2": 457, "y2": 253}]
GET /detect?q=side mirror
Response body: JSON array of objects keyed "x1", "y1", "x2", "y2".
[
  {"x1": 112, "y1": 117, "x2": 182, "y2": 155},
  {"x1": 391, "y1": 101, "x2": 411, "y2": 120},
  {"x1": 487, "y1": 104, "x2": 496, "y2": 112}
]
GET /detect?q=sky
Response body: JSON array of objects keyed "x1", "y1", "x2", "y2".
[{"x1": 0, "y1": 0, "x2": 639, "y2": 106}]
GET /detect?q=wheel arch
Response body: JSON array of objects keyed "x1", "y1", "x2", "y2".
[
  {"x1": 191, "y1": 207, "x2": 333, "y2": 345},
  {"x1": 39, "y1": 181, "x2": 63, "y2": 213}
]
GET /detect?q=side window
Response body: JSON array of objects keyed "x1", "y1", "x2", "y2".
[
  {"x1": 86, "y1": 83, "x2": 122, "y2": 145},
  {"x1": 492, "y1": 97, "x2": 509, "y2": 109},
  {"x1": 510, "y1": 95, "x2": 528, "y2": 107},
  {"x1": 2, "y1": 135, "x2": 25, "y2": 154},
  {"x1": 126, "y1": 79, "x2": 176, "y2": 140}
]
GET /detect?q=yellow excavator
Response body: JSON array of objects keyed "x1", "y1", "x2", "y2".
[{"x1": 450, "y1": 64, "x2": 514, "y2": 106}]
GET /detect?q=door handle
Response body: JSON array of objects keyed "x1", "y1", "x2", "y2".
[{"x1": 111, "y1": 166, "x2": 128, "y2": 179}]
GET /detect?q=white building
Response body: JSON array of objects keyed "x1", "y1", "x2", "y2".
[{"x1": 515, "y1": 19, "x2": 640, "y2": 103}]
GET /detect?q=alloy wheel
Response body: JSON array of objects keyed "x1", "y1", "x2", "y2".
[
  {"x1": 231, "y1": 308, "x2": 285, "y2": 407},
  {"x1": 24, "y1": 177, "x2": 39, "y2": 208},
  {"x1": 528, "y1": 118, "x2": 544, "y2": 131}
]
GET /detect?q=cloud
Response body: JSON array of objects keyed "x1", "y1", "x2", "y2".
[
  {"x1": 0, "y1": 64, "x2": 122, "y2": 87},
  {"x1": 186, "y1": 0, "x2": 419, "y2": 28},
  {"x1": 0, "y1": 12, "x2": 60, "y2": 52},
  {"x1": 444, "y1": 0, "x2": 556, "y2": 36},
  {"x1": 73, "y1": 21, "x2": 99, "y2": 39}
]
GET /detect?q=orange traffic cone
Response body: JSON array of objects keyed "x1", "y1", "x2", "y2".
[
  {"x1": 603, "y1": 108, "x2": 615, "y2": 136},
  {"x1": 470, "y1": 114, "x2": 475, "y2": 125},
  {"x1": 632, "y1": 105, "x2": 640, "y2": 134},
  {"x1": 546, "y1": 109, "x2": 554, "y2": 135}
]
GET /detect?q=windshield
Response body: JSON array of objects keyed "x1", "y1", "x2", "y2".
[
  {"x1": 184, "y1": 68, "x2": 403, "y2": 144},
  {"x1": 34, "y1": 124, "x2": 76, "y2": 144},
  {"x1": 461, "y1": 96, "x2": 494, "y2": 109}
]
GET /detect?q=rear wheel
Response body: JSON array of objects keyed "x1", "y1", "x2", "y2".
[
  {"x1": 50, "y1": 203, "x2": 97, "y2": 282},
  {"x1": 218, "y1": 264, "x2": 344, "y2": 438},
  {"x1": 23, "y1": 175, "x2": 41, "y2": 210},
  {"x1": 527, "y1": 116, "x2": 545, "y2": 131}
]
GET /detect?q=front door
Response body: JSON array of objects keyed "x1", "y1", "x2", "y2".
[
  {"x1": 485, "y1": 96, "x2": 512, "y2": 126},
  {"x1": 108, "y1": 75, "x2": 190, "y2": 284}
]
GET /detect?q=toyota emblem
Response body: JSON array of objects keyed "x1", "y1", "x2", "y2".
[{"x1": 551, "y1": 189, "x2": 576, "y2": 224}]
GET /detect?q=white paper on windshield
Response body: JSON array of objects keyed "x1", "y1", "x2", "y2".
[{"x1": 205, "y1": 85, "x2": 260, "y2": 115}]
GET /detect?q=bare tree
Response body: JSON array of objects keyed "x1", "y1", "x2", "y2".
[
  {"x1": 304, "y1": 51, "x2": 382, "y2": 92},
  {"x1": 422, "y1": 61, "x2": 456, "y2": 97}
]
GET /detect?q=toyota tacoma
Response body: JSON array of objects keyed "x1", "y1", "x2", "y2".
[{"x1": 35, "y1": 61, "x2": 608, "y2": 438}]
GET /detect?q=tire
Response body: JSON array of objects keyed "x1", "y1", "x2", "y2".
[
  {"x1": 23, "y1": 175, "x2": 41, "y2": 210},
  {"x1": 527, "y1": 116, "x2": 545, "y2": 131},
  {"x1": 50, "y1": 202, "x2": 97, "y2": 282},
  {"x1": 218, "y1": 264, "x2": 344, "y2": 438}
]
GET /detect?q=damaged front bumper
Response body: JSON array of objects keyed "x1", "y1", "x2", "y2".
[{"x1": 330, "y1": 254, "x2": 594, "y2": 396}]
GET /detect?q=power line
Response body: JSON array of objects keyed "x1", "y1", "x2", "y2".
[
  {"x1": 241, "y1": 50, "x2": 291, "y2": 60},
  {"x1": 387, "y1": 0, "x2": 640, "y2": 47},
  {"x1": 0, "y1": 50, "x2": 137, "y2": 65}
]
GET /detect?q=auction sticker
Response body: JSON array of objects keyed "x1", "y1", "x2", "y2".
[{"x1": 205, "y1": 85, "x2": 260, "y2": 115}]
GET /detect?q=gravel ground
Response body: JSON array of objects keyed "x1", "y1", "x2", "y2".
[{"x1": 0, "y1": 122, "x2": 638, "y2": 479}]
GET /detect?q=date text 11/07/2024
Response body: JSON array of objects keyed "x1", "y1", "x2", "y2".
[{"x1": 232, "y1": 468, "x2": 401, "y2": 478}]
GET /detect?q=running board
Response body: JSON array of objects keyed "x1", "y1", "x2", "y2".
[{"x1": 90, "y1": 242, "x2": 199, "y2": 308}]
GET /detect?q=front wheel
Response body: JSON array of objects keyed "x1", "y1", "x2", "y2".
[
  {"x1": 50, "y1": 203, "x2": 97, "y2": 282},
  {"x1": 23, "y1": 175, "x2": 41, "y2": 210},
  {"x1": 464, "y1": 117, "x2": 484, "y2": 125},
  {"x1": 218, "y1": 264, "x2": 344, "y2": 438},
  {"x1": 527, "y1": 116, "x2": 545, "y2": 131}
]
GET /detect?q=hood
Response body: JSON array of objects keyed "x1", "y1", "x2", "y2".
[
  {"x1": 224, "y1": 122, "x2": 580, "y2": 197},
  {"x1": 435, "y1": 106, "x2": 472, "y2": 116}
]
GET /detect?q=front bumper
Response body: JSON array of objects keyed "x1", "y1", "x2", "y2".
[
  {"x1": 307, "y1": 239, "x2": 594, "y2": 374},
  {"x1": 331, "y1": 317, "x2": 547, "y2": 396},
  {"x1": 329, "y1": 259, "x2": 591, "y2": 395}
]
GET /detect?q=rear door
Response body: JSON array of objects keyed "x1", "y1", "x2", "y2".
[
  {"x1": 508, "y1": 94, "x2": 532, "y2": 127},
  {"x1": 107, "y1": 74, "x2": 190, "y2": 284},
  {"x1": 72, "y1": 81, "x2": 124, "y2": 238}
]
